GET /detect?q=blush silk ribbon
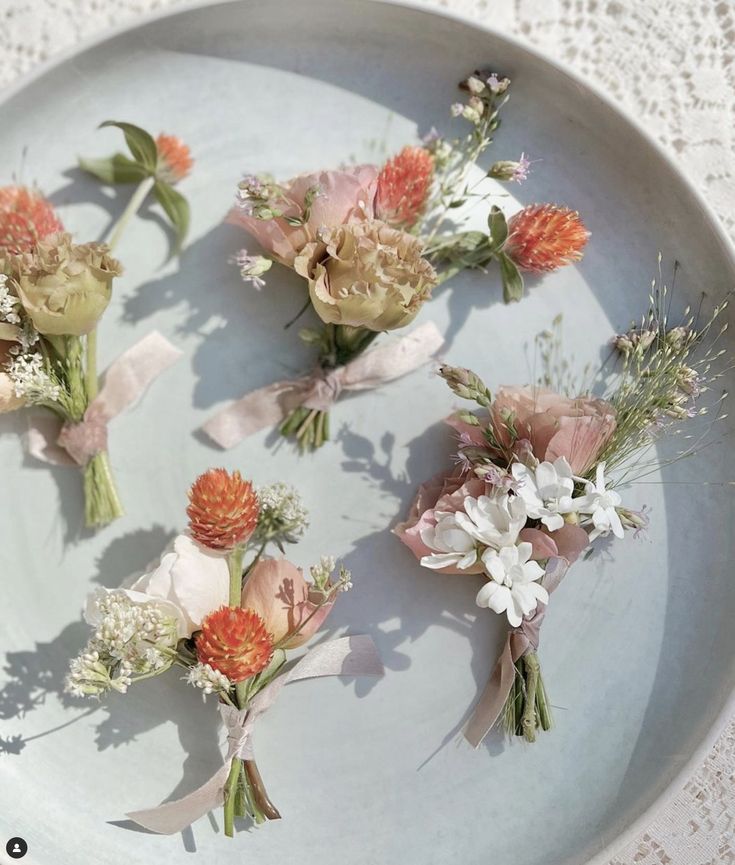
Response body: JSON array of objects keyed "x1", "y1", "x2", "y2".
[
  {"x1": 126, "y1": 635, "x2": 384, "y2": 835},
  {"x1": 464, "y1": 557, "x2": 570, "y2": 747},
  {"x1": 25, "y1": 331, "x2": 182, "y2": 466},
  {"x1": 201, "y1": 321, "x2": 444, "y2": 449}
]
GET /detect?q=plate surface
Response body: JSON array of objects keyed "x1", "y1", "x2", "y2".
[{"x1": 0, "y1": 2, "x2": 733, "y2": 864}]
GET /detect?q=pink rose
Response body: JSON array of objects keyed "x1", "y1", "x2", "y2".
[
  {"x1": 227, "y1": 166, "x2": 378, "y2": 268},
  {"x1": 394, "y1": 472, "x2": 487, "y2": 575},
  {"x1": 241, "y1": 558, "x2": 334, "y2": 649},
  {"x1": 491, "y1": 386, "x2": 616, "y2": 475}
]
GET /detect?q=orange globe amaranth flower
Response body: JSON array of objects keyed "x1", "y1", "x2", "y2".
[
  {"x1": 375, "y1": 146, "x2": 434, "y2": 228},
  {"x1": 187, "y1": 468, "x2": 260, "y2": 551},
  {"x1": 0, "y1": 186, "x2": 64, "y2": 254},
  {"x1": 504, "y1": 204, "x2": 589, "y2": 273},
  {"x1": 155, "y1": 133, "x2": 193, "y2": 183},
  {"x1": 196, "y1": 605, "x2": 273, "y2": 681}
]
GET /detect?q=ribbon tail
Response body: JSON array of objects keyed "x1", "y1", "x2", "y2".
[
  {"x1": 339, "y1": 321, "x2": 445, "y2": 393},
  {"x1": 463, "y1": 634, "x2": 517, "y2": 748},
  {"x1": 200, "y1": 379, "x2": 313, "y2": 448},
  {"x1": 126, "y1": 762, "x2": 232, "y2": 835},
  {"x1": 24, "y1": 413, "x2": 76, "y2": 466},
  {"x1": 92, "y1": 330, "x2": 183, "y2": 420}
]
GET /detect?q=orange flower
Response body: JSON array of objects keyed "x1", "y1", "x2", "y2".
[
  {"x1": 504, "y1": 204, "x2": 589, "y2": 273},
  {"x1": 155, "y1": 134, "x2": 193, "y2": 183},
  {"x1": 187, "y1": 468, "x2": 259, "y2": 551},
  {"x1": 0, "y1": 186, "x2": 64, "y2": 254},
  {"x1": 196, "y1": 606, "x2": 273, "y2": 681},
  {"x1": 376, "y1": 146, "x2": 433, "y2": 227}
]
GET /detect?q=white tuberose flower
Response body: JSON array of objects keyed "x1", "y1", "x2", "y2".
[
  {"x1": 419, "y1": 491, "x2": 527, "y2": 571},
  {"x1": 511, "y1": 457, "x2": 576, "y2": 531},
  {"x1": 476, "y1": 542, "x2": 547, "y2": 627},
  {"x1": 420, "y1": 511, "x2": 479, "y2": 571},
  {"x1": 574, "y1": 462, "x2": 624, "y2": 541}
]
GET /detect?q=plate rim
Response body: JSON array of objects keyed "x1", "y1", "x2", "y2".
[{"x1": 1, "y1": 0, "x2": 733, "y2": 861}]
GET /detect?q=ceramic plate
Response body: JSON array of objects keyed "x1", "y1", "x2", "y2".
[{"x1": 0, "y1": 2, "x2": 733, "y2": 864}]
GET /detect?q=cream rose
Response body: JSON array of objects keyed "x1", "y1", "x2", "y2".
[
  {"x1": 12, "y1": 232, "x2": 122, "y2": 336},
  {"x1": 294, "y1": 220, "x2": 436, "y2": 331}
]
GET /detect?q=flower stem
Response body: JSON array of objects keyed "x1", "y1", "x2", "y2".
[
  {"x1": 244, "y1": 759, "x2": 281, "y2": 820},
  {"x1": 223, "y1": 757, "x2": 241, "y2": 837},
  {"x1": 107, "y1": 176, "x2": 155, "y2": 252},
  {"x1": 520, "y1": 652, "x2": 540, "y2": 743},
  {"x1": 83, "y1": 450, "x2": 124, "y2": 527}
]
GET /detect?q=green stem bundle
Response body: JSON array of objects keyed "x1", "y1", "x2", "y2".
[
  {"x1": 503, "y1": 652, "x2": 552, "y2": 743},
  {"x1": 222, "y1": 545, "x2": 281, "y2": 837}
]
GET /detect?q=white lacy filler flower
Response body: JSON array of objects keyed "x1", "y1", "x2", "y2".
[
  {"x1": 187, "y1": 663, "x2": 232, "y2": 696},
  {"x1": 511, "y1": 457, "x2": 576, "y2": 531},
  {"x1": 574, "y1": 462, "x2": 624, "y2": 541},
  {"x1": 477, "y1": 542, "x2": 547, "y2": 628}
]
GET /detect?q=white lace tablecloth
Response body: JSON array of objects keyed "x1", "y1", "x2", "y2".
[{"x1": 1, "y1": 0, "x2": 733, "y2": 862}]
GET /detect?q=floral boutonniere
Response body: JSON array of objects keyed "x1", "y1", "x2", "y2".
[
  {"x1": 67, "y1": 469, "x2": 383, "y2": 835},
  {"x1": 0, "y1": 121, "x2": 191, "y2": 528},
  {"x1": 203, "y1": 70, "x2": 588, "y2": 452},
  {"x1": 396, "y1": 269, "x2": 727, "y2": 744}
]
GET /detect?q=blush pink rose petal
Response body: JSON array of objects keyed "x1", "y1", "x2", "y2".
[
  {"x1": 241, "y1": 558, "x2": 334, "y2": 649},
  {"x1": 491, "y1": 385, "x2": 616, "y2": 475},
  {"x1": 227, "y1": 166, "x2": 378, "y2": 268}
]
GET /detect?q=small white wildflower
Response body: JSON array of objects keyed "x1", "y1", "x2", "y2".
[
  {"x1": 309, "y1": 555, "x2": 337, "y2": 591},
  {"x1": 573, "y1": 463, "x2": 624, "y2": 541},
  {"x1": 486, "y1": 73, "x2": 510, "y2": 94},
  {"x1": 0, "y1": 276, "x2": 21, "y2": 325},
  {"x1": 186, "y1": 663, "x2": 231, "y2": 696},
  {"x1": 6, "y1": 352, "x2": 61, "y2": 403},
  {"x1": 255, "y1": 482, "x2": 309, "y2": 544}
]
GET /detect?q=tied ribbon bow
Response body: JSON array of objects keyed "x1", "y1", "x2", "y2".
[
  {"x1": 202, "y1": 321, "x2": 444, "y2": 448},
  {"x1": 126, "y1": 635, "x2": 384, "y2": 835},
  {"x1": 464, "y1": 557, "x2": 569, "y2": 747},
  {"x1": 25, "y1": 331, "x2": 182, "y2": 466}
]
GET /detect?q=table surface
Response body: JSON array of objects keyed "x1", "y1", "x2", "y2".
[{"x1": 0, "y1": 0, "x2": 733, "y2": 862}]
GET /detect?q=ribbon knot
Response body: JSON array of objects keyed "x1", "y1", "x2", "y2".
[
  {"x1": 202, "y1": 321, "x2": 445, "y2": 449},
  {"x1": 25, "y1": 331, "x2": 182, "y2": 467},
  {"x1": 301, "y1": 367, "x2": 345, "y2": 412},
  {"x1": 56, "y1": 408, "x2": 109, "y2": 466}
]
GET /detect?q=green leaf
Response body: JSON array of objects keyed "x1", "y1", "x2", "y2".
[
  {"x1": 498, "y1": 252, "x2": 524, "y2": 303},
  {"x1": 99, "y1": 121, "x2": 159, "y2": 172},
  {"x1": 78, "y1": 153, "x2": 150, "y2": 185},
  {"x1": 153, "y1": 180, "x2": 190, "y2": 254},
  {"x1": 487, "y1": 205, "x2": 508, "y2": 252}
]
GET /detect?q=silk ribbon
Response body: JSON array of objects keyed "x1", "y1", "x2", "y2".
[{"x1": 126, "y1": 635, "x2": 384, "y2": 834}]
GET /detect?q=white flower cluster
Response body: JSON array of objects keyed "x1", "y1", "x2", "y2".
[
  {"x1": 421, "y1": 457, "x2": 627, "y2": 627},
  {"x1": 309, "y1": 555, "x2": 352, "y2": 594},
  {"x1": 65, "y1": 590, "x2": 180, "y2": 698},
  {"x1": 0, "y1": 275, "x2": 21, "y2": 325},
  {"x1": 186, "y1": 663, "x2": 232, "y2": 696},
  {"x1": 6, "y1": 351, "x2": 61, "y2": 404},
  {"x1": 255, "y1": 482, "x2": 309, "y2": 545}
]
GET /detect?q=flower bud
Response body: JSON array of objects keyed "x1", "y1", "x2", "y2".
[
  {"x1": 439, "y1": 365, "x2": 492, "y2": 407},
  {"x1": 11, "y1": 233, "x2": 121, "y2": 335},
  {"x1": 488, "y1": 154, "x2": 530, "y2": 184}
]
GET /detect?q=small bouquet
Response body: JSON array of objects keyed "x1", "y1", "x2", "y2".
[
  {"x1": 66, "y1": 468, "x2": 382, "y2": 835},
  {"x1": 0, "y1": 122, "x2": 191, "y2": 528},
  {"x1": 204, "y1": 70, "x2": 588, "y2": 452},
  {"x1": 396, "y1": 271, "x2": 728, "y2": 743}
]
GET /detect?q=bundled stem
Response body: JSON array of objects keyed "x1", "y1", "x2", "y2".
[
  {"x1": 222, "y1": 545, "x2": 280, "y2": 837},
  {"x1": 502, "y1": 652, "x2": 552, "y2": 743},
  {"x1": 279, "y1": 323, "x2": 379, "y2": 452}
]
